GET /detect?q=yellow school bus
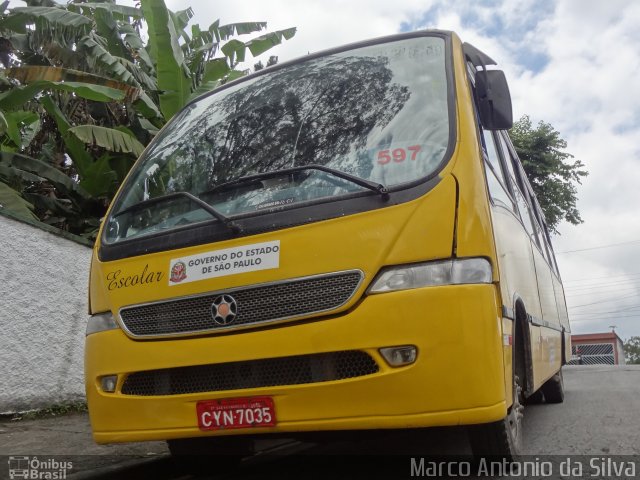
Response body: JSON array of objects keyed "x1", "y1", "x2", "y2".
[{"x1": 85, "y1": 30, "x2": 570, "y2": 459}]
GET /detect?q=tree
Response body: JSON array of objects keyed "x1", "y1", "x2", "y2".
[
  {"x1": 624, "y1": 336, "x2": 640, "y2": 364},
  {"x1": 509, "y1": 115, "x2": 588, "y2": 233},
  {"x1": 0, "y1": 0, "x2": 295, "y2": 238}
]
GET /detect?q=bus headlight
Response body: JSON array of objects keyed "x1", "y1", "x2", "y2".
[
  {"x1": 86, "y1": 312, "x2": 119, "y2": 336},
  {"x1": 368, "y1": 258, "x2": 492, "y2": 294}
]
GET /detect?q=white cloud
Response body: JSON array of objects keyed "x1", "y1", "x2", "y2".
[
  {"x1": 5, "y1": 0, "x2": 637, "y2": 338},
  {"x1": 157, "y1": 0, "x2": 640, "y2": 339},
  {"x1": 162, "y1": 0, "x2": 640, "y2": 336},
  {"x1": 165, "y1": 0, "x2": 434, "y2": 63}
]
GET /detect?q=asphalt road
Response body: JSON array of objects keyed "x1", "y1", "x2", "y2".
[
  {"x1": 522, "y1": 365, "x2": 640, "y2": 456},
  {"x1": 2, "y1": 365, "x2": 639, "y2": 479}
]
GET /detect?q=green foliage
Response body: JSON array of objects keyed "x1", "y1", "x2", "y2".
[
  {"x1": 140, "y1": 0, "x2": 191, "y2": 120},
  {"x1": 69, "y1": 125, "x2": 145, "y2": 157},
  {"x1": 0, "y1": 181, "x2": 38, "y2": 220},
  {"x1": 624, "y1": 336, "x2": 640, "y2": 365},
  {"x1": 0, "y1": 0, "x2": 296, "y2": 237},
  {"x1": 509, "y1": 115, "x2": 588, "y2": 233}
]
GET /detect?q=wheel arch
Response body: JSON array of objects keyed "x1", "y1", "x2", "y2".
[
  {"x1": 512, "y1": 295, "x2": 535, "y2": 397},
  {"x1": 561, "y1": 328, "x2": 568, "y2": 365}
]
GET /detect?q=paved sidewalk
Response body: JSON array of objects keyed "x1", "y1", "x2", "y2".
[{"x1": 0, "y1": 412, "x2": 168, "y2": 478}]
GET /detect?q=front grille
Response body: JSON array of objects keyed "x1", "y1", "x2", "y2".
[
  {"x1": 119, "y1": 270, "x2": 363, "y2": 338},
  {"x1": 121, "y1": 350, "x2": 379, "y2": 396}
]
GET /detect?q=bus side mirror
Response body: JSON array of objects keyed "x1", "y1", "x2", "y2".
[{"x1": 475, "y1": 70, "x2": 513, "y2": 130}]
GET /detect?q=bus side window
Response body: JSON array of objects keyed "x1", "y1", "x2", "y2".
[
  {"x1": 495, "y1": 132, "x2": 538, "y2": 240},
  {"x1": 532, "y1": 198, "x2": 561, "y2": 276},
  {"x1": 545, "y1": 228, "x2": 561, "y2": 277},
  {"x1": 481, "y1": 130, "x2": 516, "y2": 211}
]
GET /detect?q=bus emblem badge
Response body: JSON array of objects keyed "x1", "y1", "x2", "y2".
[
  {"x1": 170, "y1": 261, "x2": 187, "y2": 283},
  {"x1": 211, "y1": 295, "x2": 238, "y2": 325}
]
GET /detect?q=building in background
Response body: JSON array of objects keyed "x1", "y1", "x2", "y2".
[{"x1": 569, "y1": 332, "x2": 626, "y2": 365}]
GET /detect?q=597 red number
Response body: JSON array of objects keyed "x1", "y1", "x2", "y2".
[{"x1": 377, "y1": 145, "x2": 422, "y2": 165}]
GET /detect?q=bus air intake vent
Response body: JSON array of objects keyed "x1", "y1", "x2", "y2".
[
  {"x1": 118, "y1": 270, "x2": 363, "y2": 338},
  {"x1": 120, "y1": 350, "x2": 379, "y2": 396}
]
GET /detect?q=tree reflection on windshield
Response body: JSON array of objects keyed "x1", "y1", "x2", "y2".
[
  {"x1": 107, "y1": 36, "x2": 450, "y2": 243},
  {"x1": 168, "y1": 55, "x2": 411, "y2": 193}
]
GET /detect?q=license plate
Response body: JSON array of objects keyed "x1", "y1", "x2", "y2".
[{"x1": 196, "y1": 396, "x2": 276, "y2": 431}]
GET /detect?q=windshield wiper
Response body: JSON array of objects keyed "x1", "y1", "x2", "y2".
[
  {"x1": 112, "y1": 191, "x2": 242, "y2": 233},
  {"x1": 200, "y1": 164, "x2": 390, "y2": 201}
]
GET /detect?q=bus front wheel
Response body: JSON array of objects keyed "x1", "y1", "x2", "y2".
[{"x1": 468, "y1": 372, "x2": 524, "y2": 460}]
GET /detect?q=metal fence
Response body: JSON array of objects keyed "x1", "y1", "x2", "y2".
[{"x1": 568, "y1": 342, "x2": 615, "y2": 365}]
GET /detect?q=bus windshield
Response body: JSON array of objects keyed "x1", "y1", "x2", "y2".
[{"x1": 104, "y1": 35, "x2": 450, "y2": 244}]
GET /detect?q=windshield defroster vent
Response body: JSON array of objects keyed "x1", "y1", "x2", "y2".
[{"x1": 118, "y1": 270, "x2": 363, "y2": 338}]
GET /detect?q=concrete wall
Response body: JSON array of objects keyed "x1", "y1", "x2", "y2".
[{"x1": 0, "y1": 213, "x2": 92, "y2": 413}]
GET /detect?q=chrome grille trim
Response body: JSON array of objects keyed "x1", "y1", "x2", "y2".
[
  {"x1": 117, "y1": 270, "x2": 364, "y2": 339},
  {"x1": 120, "y1": 350, "x2": 379, "y2": 396}
]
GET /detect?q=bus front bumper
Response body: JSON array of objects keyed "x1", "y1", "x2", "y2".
[{"x1": 85, "y1": 284, "x2": 508, "y2": 443}]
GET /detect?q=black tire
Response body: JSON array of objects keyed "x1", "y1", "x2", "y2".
[
  {"x1": 167, "y1": 436, "x2": 253, "y2": 473},
  {"x1": 468, "y1": 373, "x2": 524, "y2": 460},
  {"x1": 469, "y1": 316, "x2": 526, "y2": 460},
  {"x1": 541, "y1": 369, "x2": 564, "y2": 403},
  {"x1": 525, "y1": 389, "x2": 544, "y2": 405}
]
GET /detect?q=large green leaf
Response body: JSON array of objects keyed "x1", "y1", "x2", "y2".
[
  {"x1": 221, "y1": 39, "x2": 247, "y2": 65},
  {"x1": 201, "y1": 59, "x2": 230, "y2": 83},
  {"x1": 0, "y1": 151, "x2": 89, "y2": 199},
  {"x1": 141, "y1": 0, "x2": 192, "y2": 120},
  {"x1": 72, "y1": 2, "x2": 142, "y2": 21},
  {"x1": 68, "y1": 125, "x2": 145, "y2": 157},
  {"x1": 0, "y1": 80, "x2": 125, "y2": 110},
  {"x1": 115, "y1": 57, "x2": 157, "y2": 91},
  {"x1": 0, "y1": 6, "x2": 92, "y2": 35},
  {"x1": 104, "y1": 153, "x2": 136, "y2": 184},
  {"x1": 0, "y1": 182, "x2": 38, "y2": 221},
  {"x1": 91, "y1": 7, "x2": 131, "y2": 61},
  {"x1": 0, "y1": 163, "x2": 45, "y2": 183},
  {"x1": 32, "y1": 105, "x2": 124, "y2": 197},
  {"x1": 7, "y1": 66, "x2": 139, "y2": 100},
  {"x1": 220, "y1": 27, "x2": 296, "y2": 65},
  {"x1": 170, "y1": 7, "x2": 194, "y2": 43},
  {"x1": 119, "y1": 23, "x2": 155, "y2": 73},
  {"x1": 78, "y1": 154, "x2": 118, "y2": 198},
  {"x1": 43, "y1": 81, "x2": 127, "y2": 101},
  {"x1": 3, "y1": 111, "x2": 40, "y2": 149},
  {"x1": 215, "y1": 21, "x2": 267, "y2": 41},
  {"x1": 186, "y1": 59, "x2": 230, "y2": 102},
  {"x1": 41, "y1": 96, "x2": 93, "y2": 181},
  {"x1": 5, "y1": 112, "x2": 24, "y2": 147},
  {"x1": 133, "y1": 92, "x2": 165, "y2": 125},
  {"x1": 246, "y1": 28, "x2": 297, "y2": 56},
  {"x1": 24, "y1": 192, "x2": 75, "y2": 216},
  {"x1": 190, "y1": 23, "x2": 215, "y2": 47},
  {"x1": 78, "y1": 33, "x2": 139, "y2": 88},
  {"x1": 0, "y1": 111, "x2": 8, "y2": 134}
]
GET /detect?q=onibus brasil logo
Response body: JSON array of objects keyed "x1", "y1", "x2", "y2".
[{"x1": 7, "y1": 456, "x2": 73, "y2": 479}]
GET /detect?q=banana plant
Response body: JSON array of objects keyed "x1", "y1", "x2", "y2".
[
  {"x1": 0, "y1": 0, "x2": 296, "y2": 237},
  {"x1": 141, "y1": 0, "x2": 296, "y2": 119}
]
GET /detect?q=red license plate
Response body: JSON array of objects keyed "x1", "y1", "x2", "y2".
[{"x1": 196, "y1": 396, "x2": 276, "y2": 431}]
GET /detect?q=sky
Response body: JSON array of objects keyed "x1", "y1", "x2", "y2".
[
  {"x1": 14, "y1": 0, "x2": 640, "y2": 339},
  {"x1": 167, "y1": 0, "x2": 640, "y2": 339},
  {"x1": 163, "y1": 0, "x2": 640, "y2": 339}
]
